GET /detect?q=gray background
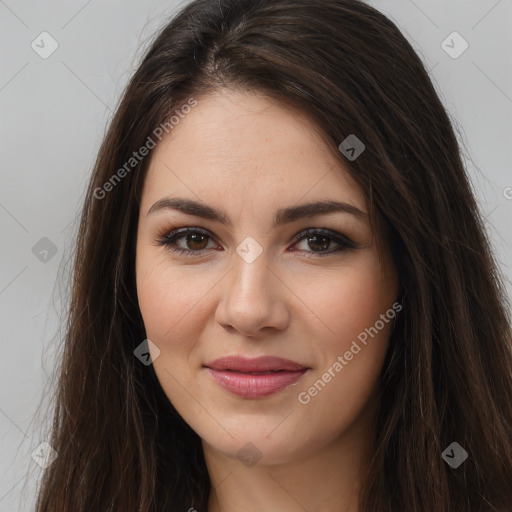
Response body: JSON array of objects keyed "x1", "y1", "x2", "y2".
[{"x1": 1, "y1": 1, "x2": 511, "y2": 510}]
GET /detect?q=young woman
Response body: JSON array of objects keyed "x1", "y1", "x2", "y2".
[{"x1": 34, "y1": 0, "x2": 512, "y2": 511}]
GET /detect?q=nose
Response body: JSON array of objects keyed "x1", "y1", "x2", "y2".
[{"x1": 214, "y1": 249, "x2": 290, "y2": 337}]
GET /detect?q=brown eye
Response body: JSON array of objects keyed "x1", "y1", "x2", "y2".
[
  {"x1": 158, "y1": 227, "x2": 357, "y2": 258},
  {"x1": 184, "y1": 232, "x2": 209, "y2": 250},
  {"x1": 303, "y1": 234, "x2": 331, "y2": 252},
  {"x1": 291, "y1": 228, "x2": 357, "y2": 256},
  {"x1": 158, "y1": 228, "x2": 217, "y2": 255}
]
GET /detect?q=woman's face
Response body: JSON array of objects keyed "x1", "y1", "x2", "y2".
[{"x1": 136, "y1": 88, "x2": 399, "y2": 465}]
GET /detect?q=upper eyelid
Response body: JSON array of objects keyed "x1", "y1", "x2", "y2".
[{"x1": 162, "y1": 226, "x2": 346, "y2": 238}]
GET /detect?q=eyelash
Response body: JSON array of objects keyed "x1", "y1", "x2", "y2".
[{"x1": 156, "y1": 227, "x2": 358, "y2": 257}]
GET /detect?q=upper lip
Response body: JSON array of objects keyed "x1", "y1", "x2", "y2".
[{"x1": 204, "y1": 355, "x2": 308, "y2": 372}]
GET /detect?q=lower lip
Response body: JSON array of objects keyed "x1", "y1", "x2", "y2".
[{"x1": 206, "y1": 368, "x2": 308, "y2": 398}]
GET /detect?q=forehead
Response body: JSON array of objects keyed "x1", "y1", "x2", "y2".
[{"x1": 142, "y1": 88, "x2": 366, "y2": 210}]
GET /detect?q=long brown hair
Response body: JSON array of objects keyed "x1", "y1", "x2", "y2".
[{"x1": 34, "y1": 0, "x2": 512, "y2": 510}]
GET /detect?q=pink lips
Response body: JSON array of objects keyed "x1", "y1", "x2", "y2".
[{"x1": 204, "y1": 355, "x2": 309, "y2": 398}]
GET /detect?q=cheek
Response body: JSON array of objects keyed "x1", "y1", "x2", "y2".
[
  {"x1": 136, "y1": 259, "x2": 174, "y2": 339},
  {"x1": 295, "y1": 253, "x2": 397, "y2": 416},
  {"x1": 309, "y1": 254, "x2": 397, "y2": 343},
  {"x1": 136, "y1": 247, "x2": 209, "y2": 339},
  {"x1": 135, "y1": 252, "x2": 228, "y2": 389},
  {"x1": 135, "y1": 253, "x2": 219, "y2": 430}
]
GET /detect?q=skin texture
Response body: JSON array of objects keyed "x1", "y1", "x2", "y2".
[{"x1": 136, "y1": 88, "x2": 399, "y2": 512}]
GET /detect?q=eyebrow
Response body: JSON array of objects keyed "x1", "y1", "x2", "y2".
[{"x1": 147, "y1": 197, "x2": 367, "y2": 226}]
